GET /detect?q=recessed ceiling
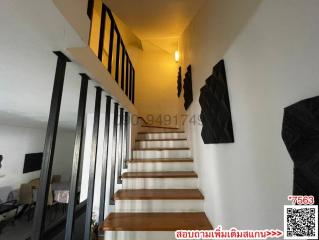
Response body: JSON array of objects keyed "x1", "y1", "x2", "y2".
[{"x1": 104, "y1": 0, "x2": 206, "y2": 40}]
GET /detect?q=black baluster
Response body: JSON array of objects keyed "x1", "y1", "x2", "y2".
[
  {"x1": 98, "y1": 96, "x2": 112, "y2": 224},
  {"x1": 125, "y1": 54, "x2": 129, "y2": 96},
  {"x1": 32, "y1": 51, "x2": 71, "y2": 240},
  {"x1": 121, "y1": 43, "x2": 125, "y2": 90},
  {"x1": 98, "y1": 4, "x2": 107, "y2": 62},
  {"x1": 132, "y1": 68, "x2": 135, "y2": 104},
  {"x1": 83, "y1": 87, "x2": 102, "y2": 240},
  {"x1": 107, "y1": 16, "x2": 115, "y2": 73},
  {"x1": 117, "y1": 108, "x2": 124, "y2": 184},
  {"x1": 87, "y1": 0, "x2": 94, "y2": 20},
  {"x1": 109, "y1": 103, "x2": 119, "y2": 205},
  {"x1": 124, "y1": 112, "x2": 130, "y2": 169},
  {"x1": 115, "y1": 33, "x2": 120, "y2": 83},
  {"x1": 65, "y1": 74, "x2": 89, "y2": 240},
  {"x1": 129, "y1": 63, "x2": 133, "y2": 100}
]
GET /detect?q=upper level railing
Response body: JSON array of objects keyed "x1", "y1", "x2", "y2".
[{"x1": 87, "y1": 0, "x2": 135, "y2": 104}]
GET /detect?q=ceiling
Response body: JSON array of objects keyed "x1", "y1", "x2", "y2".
[{"x1": 105, "y1": 0, "x2": 205, "y2": 52}]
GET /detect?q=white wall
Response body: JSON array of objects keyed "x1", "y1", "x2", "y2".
[
  {"x1": 53, "y1": 128, "x2": 76, "y2": 182},
  {"x1": 0, "y1": 124, "x2": 75, "y2": 201},
  {"x1": 180, "y1": 0, "x2": 319, "y2": 230}
]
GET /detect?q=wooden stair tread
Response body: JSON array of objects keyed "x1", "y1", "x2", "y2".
[
  {"x1": 128, "y1": 158, "x2": 193, "y2": 163},
  {"x1": 114, "y1": 189, "x2": 204, "y2": 200},
  {"x1": 122, "y1": 171, "x2": 197, "y2": 178},
  {"x1": 136, "y1": 138, "x2": 187, "y2": 142},
  {"x1": 133, "y1": 147, "x2": 189, "y2": 151},
  {"x1": 138, "y1": 131, "x2": 185, "y2": 134},
  {"x1": 100, "y1": 212, "x2": 212, "y2": 231}
]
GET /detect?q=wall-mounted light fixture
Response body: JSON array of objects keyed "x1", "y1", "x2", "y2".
[{"x1": 175, "y1": 50, "x2": 180, "y2": 62}]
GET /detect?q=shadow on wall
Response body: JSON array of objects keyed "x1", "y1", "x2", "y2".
[
  {"x1": 0, "y1": 187, "x2": 12, "y2": 202},
  {"x1": 0, "y1": 111, "x2": 48, "y2": 129}
]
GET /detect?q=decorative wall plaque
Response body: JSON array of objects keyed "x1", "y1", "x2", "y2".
[
  {"x1": 282, "y1": 96, "x2": 319, "y2": 205},
  {"x1": 177, "y1": 67, "x2": 182, "y2": 97},
  {"x1": 199, "y1": 60, "x2": 234, "y2": 144},
  {"x1": 183, "y1": 65, "x2": 193, "y2": 110}
]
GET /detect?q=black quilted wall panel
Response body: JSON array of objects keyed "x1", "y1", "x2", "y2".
[
  {"x1": 177, "y1": 66, "x2": 182, "y2": 97},
  {"x1": 282, "y1": 96, "x2": 319, "y2": 205},
  {"x1": 183, "y1": 65, "x2": 193, "y2": 110},
  {"x1": 199, "y1": 60, "x2": 234, "y2": 144}
]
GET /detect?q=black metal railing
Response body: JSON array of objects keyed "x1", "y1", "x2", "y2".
[
  {"x1": 88, "y1": 0, "x2": 135, "y2": 104},
  {"x1": 31, "y1": 51, "x2": 132, "y2": 240}
]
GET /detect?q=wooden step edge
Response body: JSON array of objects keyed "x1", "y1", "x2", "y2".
[
  {"x1": 136, "y1": 138, "x2": 187, "y2": 142},
  {"x1": 127, "y1": 158, "x2": 193, "y2": 163},
  {"x1": 133, "y1": 147, "x2": 190, "y2": 151},
  {"x1": 138, "y1": 131, "x2": 185, "y2": 134},
  {"x1": 121, "y1": 171, "x2": 198, "y2": 178},
  {"x1": 113, "y1": 189, "x2": 204, "y2": 200},
  {"x1": 141, "y1": 125, "x2": 180, "y2": 130},
  {"x1": 100, "y1": 212, "x2": 213, "y2": 231}
]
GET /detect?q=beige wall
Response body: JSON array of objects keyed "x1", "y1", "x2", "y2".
[{"x1": 134, "y1": 41, "x2": 181, "y2": 127}]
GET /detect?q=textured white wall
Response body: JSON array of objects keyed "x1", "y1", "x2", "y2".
[
  {"x1": 181, "y1": 0, "x2": 319, "y2": 230},
  {"x1": 0, "y1": 124, "x2": 75, "y2": 201}
]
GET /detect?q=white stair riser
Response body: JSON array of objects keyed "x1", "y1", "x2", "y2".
[
  {"x1": 104, "y1": 231, "x2": 176, "y2": 240},
  {"x1": 133, "y1": 150, "x2": 191, "y2": 159},
  {"x1": 136, "y1": 140, "x2": 188, "y2": 148},
  {"x1": 115, "y1": 200, "x2": 203, "y2": 212},
  {"x1": 137, "y1": 132, "x2": 185, "y2": 140},
  {"x1": 128, "y1": 162, "x2": 193, "y2": 172},
  {"x1": 123, "y1": 178, "x2": 198, "y2": 189}
]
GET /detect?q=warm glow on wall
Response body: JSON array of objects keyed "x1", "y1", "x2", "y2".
[{"x1": 175, "y1": 50, "x2": 180, "y2": 62}]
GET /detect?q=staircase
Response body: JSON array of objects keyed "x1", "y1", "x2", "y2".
[{"x1": 100, "y1": 126, "x2": 213, "y2": 240}]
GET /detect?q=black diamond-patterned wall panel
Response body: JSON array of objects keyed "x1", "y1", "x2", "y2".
[
  {"x1": 199, "y1": 60, "x2": 234, "y2": 144},
  {"x1": 177, "y1": 67, "x2": 182, "y2": 97},
  {"x1": 183, "y1": 65, "x2": 193, "y2": 110},
  {"x1": 282, "y1": 96, "x2": 319, "y2": 204}
]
